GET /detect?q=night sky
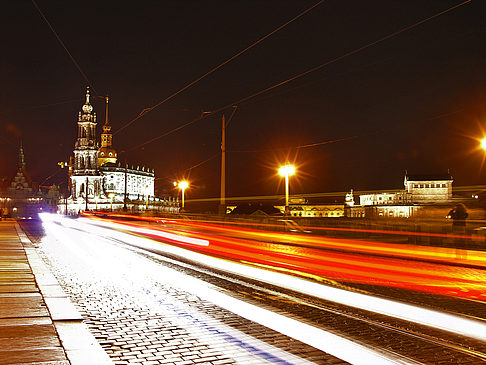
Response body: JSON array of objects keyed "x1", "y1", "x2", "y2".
[{"x1": 1, "y1": 1, "x2": 485, "y2": 205}]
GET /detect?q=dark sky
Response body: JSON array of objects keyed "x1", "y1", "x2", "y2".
[{"x1": 1, "y1": 0, "x2": 485, "y2": 203}]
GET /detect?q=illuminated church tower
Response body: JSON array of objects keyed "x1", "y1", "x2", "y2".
[
  {"x1": 98, "y1": 96, "x2": 118, "y2": 166},
  {"x1": 70, "y1": 87, "x2": 105, "y2": 202},
  {"x1": 62, "y1": 87, "x2": 172, "y2": 215}
]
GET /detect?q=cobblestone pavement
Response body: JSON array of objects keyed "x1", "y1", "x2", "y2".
[{"x1": 34, "y1": 220, "x2": 346, "y2": 365}]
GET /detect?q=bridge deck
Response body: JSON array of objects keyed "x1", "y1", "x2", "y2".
[{"x1": 0, "y1": 219, "x2": 111, "y2": 364}]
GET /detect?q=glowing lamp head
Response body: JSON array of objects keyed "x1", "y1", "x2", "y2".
[
  {"x1": 178, "y1": 181, "x2": 189, "y2": 190},
  {"x1": 481, "y1": 138, "x2": 486, "y2": 151},
  {"x1": 279, "y1": 164, "x2": 296, "y2": 177}
]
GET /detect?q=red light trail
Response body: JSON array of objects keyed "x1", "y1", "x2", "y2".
[{"x1": 84, "y1": 212, "x2": 486, "y2": 302}]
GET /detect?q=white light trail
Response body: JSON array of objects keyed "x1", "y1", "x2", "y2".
[
  {"x1": 83, "y1": 216, "x2": 486, "y2": 343},
  {"x1": 119, "y1": 223, "x2": 209, "y2": 246},
  {"x1": 40, "y1": 213, "x2": 412, "y2": 364},
  {"x1": 41, "y1": 214, "x2": 486, "y2": 362}
]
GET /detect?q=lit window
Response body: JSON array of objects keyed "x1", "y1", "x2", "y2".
[{"x1": 101, "y1": 152, "x2": 104, "y2": 156}]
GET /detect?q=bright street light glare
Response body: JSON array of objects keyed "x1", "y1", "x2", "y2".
[
  {"x1": 278, "y1": 164, "x2": 295, "y2": 177},
  {"x1": 481, "y1": 138, "x2": 486, "y2": 151},
  {"x1": 178, "y1": 181, "x2": 189, "y2": 190}
]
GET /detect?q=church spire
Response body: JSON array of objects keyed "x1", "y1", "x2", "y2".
[
  {"x1": 101, "y1": 95, "x2": 112, "y2": 138},
  {"x1": 18, "y1": 140, "x2": 26, "y2": 169},
  {"x1": 79, "y1": 86, "x2": 96, "y2": 122},
  {"x1": 104, "y1": 95, "x2": 109, "y2": 126},
  {"x1": 98, "y1": 95, "x2": 117, "y2": 166}
]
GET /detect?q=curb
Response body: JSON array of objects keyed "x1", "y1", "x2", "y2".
[{"x1": 15, "y1": 223, "x2": 112, "y2": 365}]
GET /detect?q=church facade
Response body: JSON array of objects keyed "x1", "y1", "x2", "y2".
[
  {"x1": 63, "y1": 88, "x2": 178, "y2": 214},
  {"x1": 2, "y1": 143, "x2": 44, "y2": 219}
]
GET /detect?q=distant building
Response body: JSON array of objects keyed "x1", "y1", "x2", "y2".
[
  {"x1": 3, "y1": 143, "x2": 43, "y2": 218},
  {"x1": 346, "y1": 173, "x2": 454, "y2": 218},
  {"x1": 275, "y1": 198, "x2": 344, "y2": 218},
  {"x1": 359, "y1": 191, "x2": 409, "y2": 206},
  {"x1": 63, "y1": 87, "x2": 178, "y2": 214},
  {"x1": 228, "y1": 203, "x2": 281, "y2": 216},
  {"x1": 404, "y1": 173, "x2": 452, "y2": 203}
]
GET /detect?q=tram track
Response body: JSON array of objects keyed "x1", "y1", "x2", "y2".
[
  {"x1": 113, "y1": 233, "x2": 486, "y2": 364},
  {"x1": 28, "y1": 216, "x2": 486, "y2": 364}
]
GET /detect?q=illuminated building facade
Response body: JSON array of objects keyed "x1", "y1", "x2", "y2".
[
  {"x1": 64, "y1": 88, "x2": 177, "y2": 214},
  {"x1": 359, "y1": 192, "x2": 410, "y2": 206},
  {"x1": 70, "y1": 87, "x2": 105, "y2": 204},
  {"x1": 346, "y1": 173, "x2": 453, "y2": 218},
  {"x1": 404, "y1": 173, "x2": 453, "y2": 202},
  {"x1": 276, "y1": 198, "x2": 344, "y2": 218},
  {"x1": 3, "y1": 143, "x2": 43, "y2": 218}
]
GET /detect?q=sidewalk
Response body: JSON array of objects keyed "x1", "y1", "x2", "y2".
[{"x1": 0, "y1": 219, "x2": 111, "y2": 364}]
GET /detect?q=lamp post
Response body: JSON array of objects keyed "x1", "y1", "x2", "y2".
[
  {"x1": 481, "y1": 137, "x2": 486, "y2": 151},
  {"x1": 220, "y1": 113, "x2": 226, "y2": 215},
  {"x1": 177, "y1": 181, "x2": 189, "y2": 211},
  {"x1": 278, "y1": 164, "x2": 296, "y2": 215},
  {"x1": 145, "y1": 184, "x2": 149, "y2": 209},
  {"x1": 85, "y1": 176, "x2": 89, "y2": 211}
]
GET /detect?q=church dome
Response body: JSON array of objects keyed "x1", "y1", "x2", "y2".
[
  {"x1": 82, "y1": 102, "x2": 93, "y2": 114},
  {"x1": 81, "y1": 86, "x2": 94, "y2": 115},
  {"x1": 98, "y1": 146, "x2": 117, "y2": 166}
]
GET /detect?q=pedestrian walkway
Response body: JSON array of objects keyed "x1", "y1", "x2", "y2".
[{"x1": 0, "y1": 219, "x2": 111, "y2": 364}]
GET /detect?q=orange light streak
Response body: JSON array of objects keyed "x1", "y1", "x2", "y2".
[{"x1": 84, "y1": 213, "x2": 486, "y2": 302}]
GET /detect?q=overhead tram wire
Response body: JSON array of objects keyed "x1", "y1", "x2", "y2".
[
  {"x1": 175, "y1": 107, "x2": 237, "y2": 173},
  {"x1": 225, "y1": 106, "x2": 239, "y2": 129},
  {"x1": 28, "y1": 98, "x2": 84, "y2": 110},
  {"x1": 165, "y1": 107, "x2": 462, "y2": 181},
  {"x1": 31, "y1": 0, "x2": 96, "y2": 93},
  {"x1": 185, "y1": 185, "x2": 486, "y2": 204},
  {"x1": 183, "y1": 153, "x2": 220, "y2": 173},
  {"x1": 295, "y1": 109, "x2": 464, "y2": 149},
  {"x1": 227, "y1": 108, "x2": 464, "y2": 153},
  {"x1": 211, "y1": 0, "x2": 473, "y2": 113},
  {"x1": 114, "y1": 0, "x2": 327, "y2": 136},
  {"x1": 124, "y1": 0, "x2": 472, "y2": 153}
]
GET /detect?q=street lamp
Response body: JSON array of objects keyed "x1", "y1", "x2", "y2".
[
  {"x1": 481, "y1": 137, "x2": 486, "y2": 151},
  {"x1": 278, "y1": 164, "x2": 296, "y2": 215},
  {"x1": 177, "y1": 181, "x2": 189, "y2": 211},
  {"x1": 109, "y1": 193, "x2": 114, "y2": 212}
]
